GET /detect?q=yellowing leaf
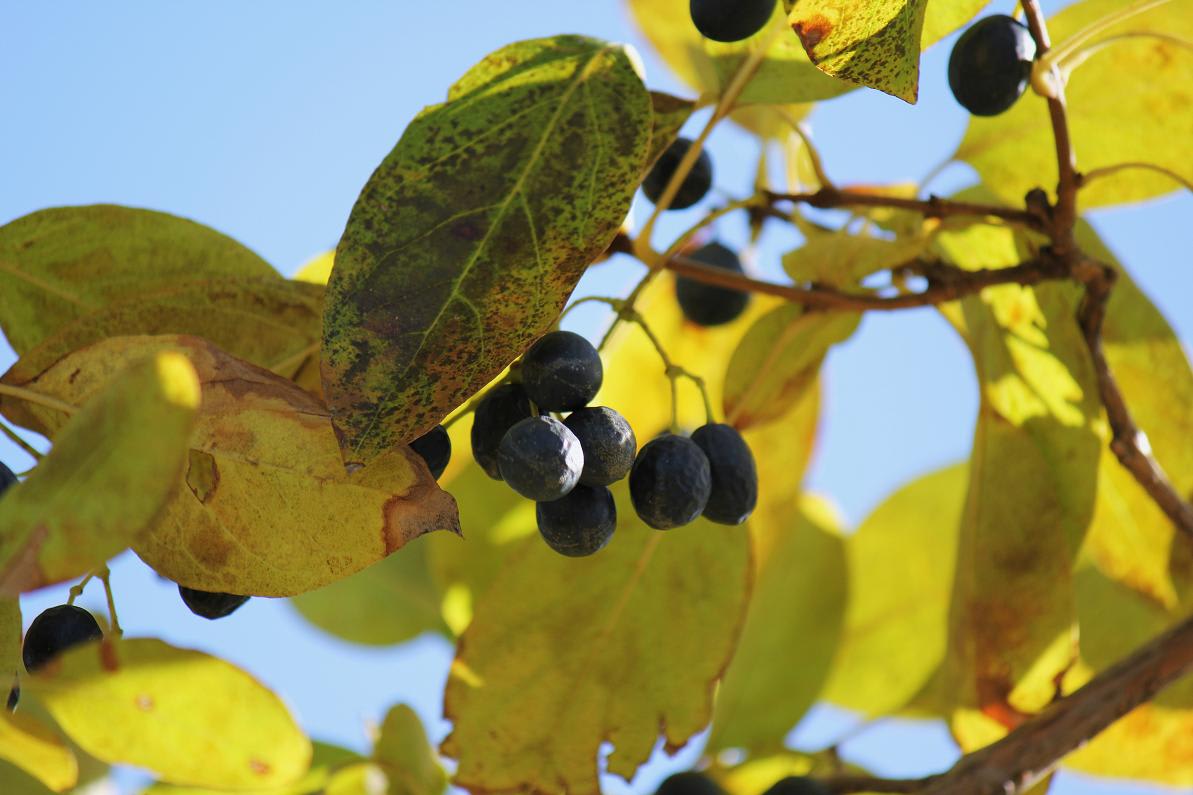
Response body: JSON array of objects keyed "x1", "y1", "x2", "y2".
[
  {"x1": 441, "y1": 493, "x2": 750, "y2": 795},
  {"x1": 0, "y1": 352, "x2": 199, "y2": 595},
  {"x1": 31, "y1": 638, "x2": 309, "y2": 790},
  {"x1": 822, "y1": 465, "x2": 967, "y2": 716},
  {"x1": 645, "y1": 92, "x2": 697, "y2": 175},
  {"x1": 956, "y1": 0, "x2": 1193, "y2": 207},
  {"x1": 0, "y1": 711, "x2": 77, "y2": 793},
  {"x1": 708, "y1": 495, "x2": 846, "y2": 753},
  {"x1": 723, "y1": 304, "x2": 859, "y2": 431},
  {"x1": 323, "y1": 35, "x2": 652, "y2": 462},
  {"x1": 142, "y1": 742, "x2": 365, "y2": 795},
  {"x1": 293, "y1": 251, "x2": 335, "y2": 285},
  {"x1": 0, "y1": 599, "x2": 18, "y2": 686},
  {"x1": 2, "y1": 335, "x2": 459, "y2": 597},
  {"x1": 783, "y1": 230, "x2": 929, "y2": 287},
  {"x1": 785, "y1": 0, "x2": 930, "y2": 102},
  {"x1": 373, "y1": 705, "x2": 446, "y2": 795},
  {"x1": 0, "y1": 205, "x2": 277, "y2": 355},
  {"x1": 290, "y1": 535, "x2": 448, "y2": 646}
]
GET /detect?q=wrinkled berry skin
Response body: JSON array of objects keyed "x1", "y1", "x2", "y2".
[
  {"x1": 948, "y1": 15, "x2": 1037, "y2": 116},
  {"x1": 497, "y1": 416, "x2": 584, "y2": 501},
  {"x1": 676, "y1": 243, "x2": 751, "y2": 327},
  {"x1": 179, "y1": 586, "x2": 250, "y2": 620},
  {"x1": 564, "y1": 407, "x2": 637, "y2": 486},
  {"x1": 656, "y1": 771, "x2": 725, "y2": 795},
  {"x1": 630, "y1": 434, "x2": 711, "y2": 530},
  {"x1": 537, "y1": 484, "x2": 617, "y2": 557},
  {"x1": 642, "y1": 138, "x2": 713, "y2": 210},
  {"x1": 471, "y1": 383, "x2": 537, "y2": 479},
  {"x1": 0, "y1": 461, "x2": 17, "y2": 497},
  {"x1": 760, "y1": 776, "x2": 831, "y2": 795},
  {"x1": 691, "y1": 423, "x2": 758, "y2": 525},
  {"x1": 22, "y1": 605, "x2": 103, "y2": 673},
  {"x1": 521, "y1": 331, "x2": 603, "y2": 412},
  {"x1": 690, "y1": 0, "x2": 774, "y2": 43},
  {"x1": 410, "y1": 425, "x2": 451, "y2": 480}
]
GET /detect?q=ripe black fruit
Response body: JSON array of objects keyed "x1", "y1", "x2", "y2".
[
  {"x1": 642, "y1": 138, "x2": 713, "y2": 210},
  {"x1": 472, "y1": 383, "x2": 537, "y2": 479},
  {"x1": 629, "y1": 434, "x2": 711, "y2": 530},
  {"x1": 521, "y1": 331, "x2": 603, "y2": 412},
  {"x1": 691, "y1": 423, "x2": 757, "y2": 525},
  {"x1": 564, "y1": 407, "x2": 636, "y2": 486},
  {"x1": 948, "y1": 15, "x2": 1037, "y2": 116},
  {"x1": 410, "y1": 425, "x2": 451, "y2": 480},
  {"x1": 655, "y1": 771, "x2": 724, "y2": 795},
  {"x1": 497, "y1": 416, "x2": 584, "y2": 501},
  {"x1": 760, "y1": 776, "x2": 831, "y2": 795},
  {"x1": 690, "y1": 0, "x2": 774, "y2": 43},
  {"x1": 178, "y1": 586, "x2": 250, "y2": 620},
  {"x1": 675, "y1": 242, "x2": 751, "y2": 327},
  {"x1": 22, "y1": 605, "x2": 103, "y2": 673},
  {"x1": 0, "y1": 461, "x2": 17, "y2": 497},
  {"x1": 536, "y1": 484, "x2": 617, "y2": 557}
]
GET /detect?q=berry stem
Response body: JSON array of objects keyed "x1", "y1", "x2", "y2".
[
  {"x1": 0, "y1": 418, "x2": 42, "y2": 462},
  {"x1": 66, "y1": 574, "x2": 95, "y2": 606},
  {"x1": 97, "y1": 565, "x2": 122, "y2": 638},
  {"x1": 0, "y1": 384, "x2": 77, "y2": 416},
  {"x1": 618, "y1": 307, "x2": 715, "y2": 430}
]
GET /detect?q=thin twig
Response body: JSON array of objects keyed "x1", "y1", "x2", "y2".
[
  {"x1": 0, "y1": 418, "x2": 42, "y2": 461},
  {"x1": 0, "y1": 384, "x2": 77, "y2": 416},
  {"x1": 766, "y1": 188, "x2": 1046, "y2": 232},
  {"x1": 97, "y1": 565, "x2": 122, "y2": 638}
]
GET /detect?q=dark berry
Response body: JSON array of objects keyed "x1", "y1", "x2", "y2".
[
  {"x1": 22, "y1": 605, "x2": 102, "y2": 673},
  {"x1": 409, "y1": 425, "x2": 451, "y2": 480},
  {"x1": 642, "y1": 138, "x2": 713, "y2": 210},
  {"x1": 471, "y1": 383, "x2": 537, "y2": 480},
  {"x1": 948, "y1": 15, "x2": 1037, "y2": 116},
  {"x1": 179, "y1": 585, "x2": 249, "y2": 620},
  {"x1": 656, "y1": 771, "x2": 724, "y2": 795},
  {"x1": 676, "y1": 242, "x2": 751, "y2": 327},
  {"x1": 564, "y1": 407, "x2": 636, "y2": 486},
  {"x1": 0, "y1": 461, "x2": 17, "y2": 497},
  {"x1": 629, "y1": 434, "x2": 711, "y2": 530},
  {"x1": 760, "y1": 777, "x2": 831, "y2": 795},
  {"x1": 691, "y1": 423, "x2": 757, "y2": 525},
  {"x1": 690, "y1": 0, "x2": 774, "y2": 43},
  {"x1": 521, "y1": 331, "x2": 603, "y2": 412},
  {"x1": 497, "y1": 416, "x2": 584, "y2": 501},
  {"x1": 536, "y1": 484, "x2": 617, "y2": 557}
]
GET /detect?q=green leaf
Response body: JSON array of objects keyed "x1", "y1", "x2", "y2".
[
  {"x1": 322, "y1": 35, "x2": 652, "y2": 462},
  {"x1": 822, "y1": 465, "x2": 967, "y2": 717},
  {"x1": 290, "y1": 535, "x2": 448, "y2": 646},
  {"x1": 30, "y1": 638, "x2": 310, "y2": 790},
  {"x1": 722, "y1": 304, "x2": 859, "y2": 431},
  {"x1": 0, "y1": 711, "x2": 77, "y2": 792},
  {"x1": 955, "y1": 0, "x2": 1193, "y2": 207},
  {"x1": 1, "y1": 335, "x2": 459, "y2": 597},
  {"x1": 373, "y1": 705, "x2": 447, "y2": 795},
  {"x1": 441, "y1": 490, "x2": 750, "y2": 795},
  {"x1": 0, "y1": 352, "x2": 199, "y2": 595},
  {"x1": 707, "y1": 495, "x2": 846, "y2": 754},
  {"x1": 782, "y1": 229, "x2": 929, "y2": 287},
  {"x1": 141, "y1": 742, "x2": 364, "y2": 795},
  {"x1": 0, "y1": 599, "x2": 17, "y2": 693},
  {"x1": 0, "y1": 205, "x2": 277, "y2": 355},
  {"x1": 784, "y1": 0, "x2": 931, "y2": 103},
  {"x1": 645, "y1": 91, "x2": 696, "y2": 174}
]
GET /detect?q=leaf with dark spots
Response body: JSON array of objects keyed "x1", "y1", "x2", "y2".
[
  {"x1": 644, "y1": 92, "x2": 695, "y2": 176},
  {"x1": 321, "y1": 35, "x2": 653, "y2": 463}
]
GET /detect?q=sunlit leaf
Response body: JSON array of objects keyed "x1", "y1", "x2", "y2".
[
  {"x1": 723, "y1": 304, "x2": 859, "y2": 431},
  {"x1": 293, "y1": 251, "x2": 335, "y2": 285},
  {"x1": 2, "y1": 335, "x2": 459, "y2": 597},
  {"x1": 783, "y1": 229, "x2": 929, "y2": 287},
  {"x1": 290, "y1": 535, "x2": 448, "y2": 646},
  {"x1": 0, "y1": 711, "x2": 77, "y2": 793},
  {"x1": 323, "y1": 35, "x2": 652, "y2": 462},
  {"x1": 0, "y1": 205, "x2": 277, "y2": 354},
  {"x1": 31, "y1": 638, "x2": 310, "y2": 790},
  {"x1": 707, "y1": 495, "x2": 846, "y2": 753},
  {"x1": 645, "y1": 92, "x2": 696, "y2": 174},
  {"x1": 0, "y1": 600, "x2": 17, "y2": 693},
  {"x1": 373, "y1": 705, "x2": 446, "y2": 795},
  {"x1": 955, "y1": 0, "x2": 1193, "y2": 207},
  {"x1": 0, "y1": 352, "x2": 199, "y2": 595},
  {"x1": 822, "y1": 464, "x2": 967, "y2": 717},
  {"x1": 141, "y1": 742, "x2": 364, "y2": 795}
]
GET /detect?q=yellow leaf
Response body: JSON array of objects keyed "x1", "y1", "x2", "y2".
[
  {"x1": 0, "y1": 599, "x2": 18, "y2": 688},
  {"x1": 0, "y1": 711, "x2": 77, "y2": 793},
  {"x1": 1, "y1": 335, "x2": 459, "y2": 597},
  {"x1": 783, "y1": 229, "x2": 929, "y2": 286},
  {"x1": 293, "y1": 250, "x2": 335, "y2": 285},
  {"x1": 31, "y1": 638, "x2": 310, "y2": 790},
  {"x1": 956, "y1": 0, "x2": 1193, "y2": 207},
  {"x1": 0, "y1": 352, "x2": 199, "y2": 594},
  {"x1": 708, "y1": 495, "x2": 846, "y2": 753},
  {"x1": 141, "y1": 742, "x2": 364, "y2": 795},
  {"x1": 373, "y1": 705, "x2": 446, "y2": 795}
]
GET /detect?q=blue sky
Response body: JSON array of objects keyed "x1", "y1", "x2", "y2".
[{"x1": 1, "y1": 2, "x2": 1189, "y2": 794}]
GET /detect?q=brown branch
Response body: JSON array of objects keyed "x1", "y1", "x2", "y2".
[
  {"x1": 1076, "y1": 259, "x2": 1193, "y2": 537},
  {"x1": 765, "y1": 187, "x2": 1046, "y2": 232},
  {"x1": 664, "y1": 252, "x2": 1066, "y2": 313}
]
